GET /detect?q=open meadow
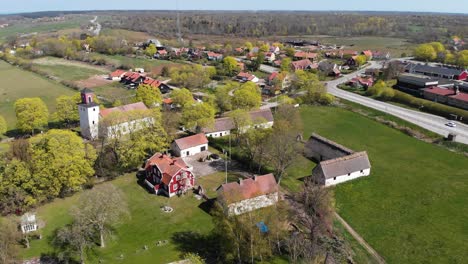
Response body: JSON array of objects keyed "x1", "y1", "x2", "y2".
[
  {"x1": 0, "y1": 61, "x2": 76, "y2": 129},
  {"x1": 299, "y1": 105, "x2": 468, "y2": 263},
  {"x1": 32, "y1": 56, "x2": 109, "y2": 81}
]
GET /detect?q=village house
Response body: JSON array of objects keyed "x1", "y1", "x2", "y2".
[
  {"x1": 206, "y1": 51, "x2": 223, "y2": 61},
  {"x1": 348, "y1": 76, "x2": 374, "y2": 89},
  {"x1": 318, "y1": 61, "x2": 341, "y2": 76},
  {"x1": 290, "y1": 59, "x2": 315, "y2": 71},
  {"x1": 406, "y1": 64, "x2": 468, "y2": 81},
  {"x1": 171, "y1": 133, "x2": 209, "y2": 157},
  {"x1": 78, "y1": 89, "x2": 152, "y2": 140},
  {"x1": 264, "y1": 52, "x2": 276, "y2": 63},
  {"x1": 108, "y1": 69, "x2": 127, "y2": 81},
  {"x1": 217, "y1": 174, "x2": 279, "y2": 216},
  {"x1": 305, "y1": 133, "x2": 371, "y2": 186},
  {"x1": 144, "y1": 153, "x2": 195, "y2": 197},
  {"x1": 396, "y1": 74, "x2": 440, "y2": 94},
  {"x1": 372, "y1": 51, "x2": 391, "y2": 60},
  {"x1": 294, "y1": 51, "x2": 318, "y2": 61},
  {"x1": 269, "y1": 46, "x2": 280, "y2": 54},
  {"x1": 236, "y1": 72, "x2": 259, "y2": 83},
  {"x1": 362, "y1": 50, "x2": 373, "y2": 60},
  {"x1": 202, "y1": 108, "x2": 275, "y2": 138}
]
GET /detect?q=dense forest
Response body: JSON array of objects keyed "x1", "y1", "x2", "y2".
[{"x1": 96, "y1": 11, "x2": 468, "y2": 43}]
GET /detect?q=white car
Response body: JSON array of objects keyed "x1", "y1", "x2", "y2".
[{"x1": 445, "y1": 122, "x2": 457, "y2": 128}]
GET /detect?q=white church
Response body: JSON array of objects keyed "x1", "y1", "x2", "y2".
[{"x1": 78, "y1": 88, "x2": 152, "y2": 140}]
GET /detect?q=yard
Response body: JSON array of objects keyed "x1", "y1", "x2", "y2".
[
  {"x1": 0, "y1": 60, "x2": 76, "y2": 129},
  {"x1": 92, "y1": 53, "x2": 181, "y2": 75},
  {"x1": 32, "y1": 57, "x2": 109, "y2": 81},
  {"x1": 19, "y1": 172, "x2": 243, "y2": 263},
  {"x1": 298, "y1": 105, "x2": 468, "y2": 263}
]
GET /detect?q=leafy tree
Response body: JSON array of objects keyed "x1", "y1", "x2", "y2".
[
  {"x1": 354, "y1": 55, "x2": 367, "y2": 66},
  {"x1": 239, "y1": 127, "x2": 272, "y2": 172},
  {"x1": 145, "y1": 43, "x2": 157, "y2": 57},
  {"x1": 280, "y1": 58, "x2": 292, "y2": 72},
  {"x1": 456, "y1": 50, "x2": 468, "y2": 68},
  {"x1": 0, "y1": 115, "x2": 7, "y2": 136},
  {"x1": 182, "y1": 103, "x2": 216, "y2": 131},
  {"x1": 232, "y1": 82, "x2": 262, "y2": 110},
  {"x1": 183, "y1": 253, "x2": 206, "y2": 264},
  {"x1": 172, "y1": 88, "x2": 194, "y2": 108},
  {"x1": 414, "y1": 44, "x2": 436, "y2": 61},
  {"x1": 259, "y1": 43, "x2": 270, "y2": 52},
  {"x1": 135, "y1": 84, "x2": 163, "y2": 108},
  {"x1": 55, "y1": 220, "x2": 94, "y2": 264},
  {"x1": 284, "y1": 47, "x2": 295, "y2": 58},
  {"x1": 71, "y1": 184, "x2": 129, "y2": 248},
  {"x1": 30, "y1": 130, "x2": 97, "y2": 200},
  {"x1": 245, "y1": 41, "x2": 253, "y2": 51},
  {"x1": 53, "y1": 94, "x2": 81, "y2": 125},
  {"x1": 161, "y1": 66, "x2": 170, "y2": 77},
  {"x1": 222, "y1": 56, "x2": 240, "y2": 77},
  {"x1": 15, "y1": 98, "x2": 49, "y2": 135},
  {"x1": 318, "y1": 93, "x2": 335, "y2": 105},
  {"x1": 0, "y1": 218, "x2": 20, "y2": 264},
  {"x1": 215, "y1": 82, "x2": 238, "y2": 113},
  {"x1": 227, "y1": 109, "x2": 251, "y2": 137}
]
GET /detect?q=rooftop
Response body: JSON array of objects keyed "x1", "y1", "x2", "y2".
[
  {"x1": 99, "y1": 102, "x2": 149, "y2": 118},
  {"x1": 145, "y1": 153, "x2": 189, "y2": 184},
  {"x1": 174, "y1": 133, "x2": 208, "y2": 150},
  {"x1": 315, "y1": 151, "x2": 371, "y2": 179},
  {"x1": 218, "y1": 174, "x2": 278, "y2": 204}
]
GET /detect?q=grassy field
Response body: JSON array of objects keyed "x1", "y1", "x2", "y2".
[
  {"x1": 0, "y1": 61, "x2": 76, "y2": 129},
  {"x1": 298, "y1": 105, "x2": 468, "y2": 263},
  {"x1": 19, "y1": 172, "x2": 243, "y2": 263},
  {"x1": 32, "y1": 57, "x2": 108, "y2": 81},
  {"x1": 100, "y1": 29, "x2": 155, "y2": 42},
  {"x1": 0, "y1": 16, "x2": 89, "y2": 40},
  {"x1": 91, "y1": 82, "x2": 136, "y2": 105}
]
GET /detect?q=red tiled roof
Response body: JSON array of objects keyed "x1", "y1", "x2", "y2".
[
  {"x1": 158, "y1": 50, "x2": 167, "y2": 55},
  {"x1": 145, "y1": 153, "x2": 189, "y2": 184},
  {"x1": 237, "y1": 72, "x2": 256, "y2": 81},
  {"x1": 163, "y1": 98, "x2": 173, "y2": 104},
  {"x1": 268, "y1": 72, "x2": 279, "y2": 81},
  {"x1": 174, "y1": 133, "x2": 208, "y2": 150},
  {"x1": 219, "y1": 174, "x2": 278, "y2": 204},
  {"x1": 110, "y1": 69, "x2": 127, "y2": 78},
  {"x1": 449, "y1": 92, "x2": 468, "y2": 102},
  {"x1": 207, "y1": 51, "x2": 222, "y2": 57},
  {"x1": 423, "y1": 87, "x2": 454, "y2": 96},
  {"x1": 362, "y1": 50, "x2": 373, "y2": 57},
  {"x1": 100, "y1": 102, "x2": 149, "y2": 118},
  {"x1": 291, "y1": 59, "x2": 313, "y2": 70},
  {"x1": 294, "y1": 51, "x2": 317, "y2": 59}
]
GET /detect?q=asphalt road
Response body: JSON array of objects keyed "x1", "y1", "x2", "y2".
[{"x1": 327, "y1": 61, "x2": 468, "y2": 144}]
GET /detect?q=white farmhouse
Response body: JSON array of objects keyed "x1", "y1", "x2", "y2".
[
  {"x1": 78, "y1": 89, "x2": 152, "y2": 140},
  {"x1": 217, "y1": 174, "x2": 279, "y2": 216},
  {"x1": 171, "y1": 133, "x2": 209, "y2": 157},
  {"x1": 202, "y1": 108, "x2": 274, "y2": 138},
  {"x1": 305, "y1": 133, "x2": 371, "y2": 186}
]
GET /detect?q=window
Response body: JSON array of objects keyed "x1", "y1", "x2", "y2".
[
  {"x1": 173, "y1": 183, "x2": 178, "y2": 190},
  {"x1": 92, "y1": 121, "x2": 95, "y2": 124},
  {"x1": 348, "y1": 173, "x2": 351, "y2": 176},
  {"x1": 93, "y1": 108, "x2": 96, "y2": 111},
  {"x1": 176, "y1": 175, "x2": 180, "y2": 181},
  {"x1": 201, "y1": 146, "x2": 206, "y2": 151},
  {"x1": 360, "y1": 170, "x2": 363, "y2": 173},
  {"x1": 88, "y1": 96, "x2": 92, "y2": 103},
  {"x1": 333, "y1": 177, "x2": 336, "y2": 180}
]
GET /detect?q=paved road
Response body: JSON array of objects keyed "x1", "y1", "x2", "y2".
[
  {"x1": 327, "y1": 61, "x2": 468, "y2": 144},
  {"x1": 335, "y1": 213, "x2": 386, "y2": 264}
]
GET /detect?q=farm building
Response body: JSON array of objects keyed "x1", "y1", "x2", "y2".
[
  {"x1": 405, "y1": 64, "x2": 468, "y2": 81},
  {"x1": 144, "y1": 153, "x2": 194, "y2": 197},
  {"x1": 217, "y1": 174, "x2": 279, "y2": 216},
  {"x1": 171, "y1": 133, "x2": 209, "y2": 157},
  {"x1": 305, "y1": 133, "x2": 371, "y2": 186}
]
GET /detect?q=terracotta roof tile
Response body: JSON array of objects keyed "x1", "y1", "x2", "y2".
[
  {"x1": 218, "y1": 174, "x2": 278, "y2": 204},
  {"x1": 174, "y1": 133, "x2": 208, "y2": 150},
  {"x1": 100, "y1": 102, "x2": 149, "y2": 118},
  {"x1": 145, "y1": 153, "x2": 189, "y2": 184}
]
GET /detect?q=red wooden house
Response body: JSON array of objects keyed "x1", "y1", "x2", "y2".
[{"x1": 144, "y1": 153, "x2": 195, "y2": 197}]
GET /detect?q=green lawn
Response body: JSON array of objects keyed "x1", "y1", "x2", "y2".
[
  {"x1": 91, "y1": 82, "x2": 136, "y2": 104},
  {"x1": 19, "y1": 172, "x2": 243, "y2": 263},
  {"x1": 0, "y1": 61, "x2": 76, "y2": 129},
  {"x1": 298, "y1": 105, "x2": 468, "y2": 263},
  {"x1": 94, "y1": 53, "x2": 177, "y2": 70},
  {"x1": 32, "y1": 57, "x2": 108, "y2": 81}
]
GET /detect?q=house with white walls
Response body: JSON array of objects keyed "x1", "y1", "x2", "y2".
[{"x1": 171, "y1": 133, "x2": 209, "y2": 157}]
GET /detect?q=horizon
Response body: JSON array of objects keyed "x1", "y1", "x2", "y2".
[{"x1": 2, "y1": 0, "x2": 467, "y2": 15}]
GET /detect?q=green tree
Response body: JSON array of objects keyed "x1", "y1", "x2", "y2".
[
  {"x1": 30, "y1": 130, "x2": 97, "y2": 199},
  {"x1": 318, "y1": 93, "x2": 335, "y2": 105},
  {"x1": 183, "y1": 253, "x2": 206, "y2": 264},
  {"x1": 232, "y1": 82, "x2": 262, "y2": 110},
  {"x1": 245, "y1": 41, "x2": 253, "y2": 51},
  {"x1": 0, "y1": 218, "x2": 20, "y2": 264},
  {"x1": 145, "y1": 44, "x2": 157, "y2": 57},
  {"x1": 182, "y1": 103, "x2": 216, "y2": 131},
  {"x1": 456, "y1": 50, "x2": 468, "y2": 68},
  {"x1": 222, "y1": 56, "x2": 240, "y2": 77},
  {"x1": 354, "y1": 55, "x2": 367, "y2": 66},
  {"x1": 15, "y1": 98, "x2": 49, "y2": 135},
  {"x1": 414, "y1": 44, "x2": 436, "y2": 61},
  {"x1": 259, "y1": 43, "x2": 269, "y2": 52},
  {"x1": 172, "y1": 88, "x2": 194, "y2": 108},
  {"x1": 228, "y1": 109, "x2": 251, "y2": 137},
  {"x1": 280, "y1": 58, "x2": 292, "y2": 72},
  {"x1": 53, "y1": 94, "x2": 81, "y2": 125},
  {"x1": 284, "y1": 47, "x2": 295, "y2": 58},
  {"x1": 135, "y1": 84, "x2": 163, "y2": 108},
  {"x1": 55, "y1": 220, "x2": 94, "y2": 264},
  {"x1": 0, "y1": 115, "x2": 7, "y2": 136},
  {"x1": 215, "y1": 82, "x2": 238, "y2": 113}
]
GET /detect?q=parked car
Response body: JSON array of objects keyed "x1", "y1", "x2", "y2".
[
  {"x1": 210, "y1": 153, "x2": 220, "y2": 160},
  {"x1": 445, "y1": 122, "x2": 457, "y2": 128}
]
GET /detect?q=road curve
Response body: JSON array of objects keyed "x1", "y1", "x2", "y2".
[{"x1": 327, "y1": 62, "x2": 468, "y2": 144}]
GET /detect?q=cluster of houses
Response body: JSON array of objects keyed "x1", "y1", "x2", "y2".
[
  {"x1": 395, "y1": 63, "x2": 468, "y2": 110},
  {"x1": 108, "y1": 69, "x2": 171, "y2": 93}
]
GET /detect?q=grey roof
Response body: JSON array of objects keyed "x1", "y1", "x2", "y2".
[
  {"x1": 81, "y1": 88, "x2": 94, "y2": 94},
  {"x1": 203, "y1": 108, "x2": 274, "y2": 133},
  {"x1": 409, "y1": 64, "x2": 466, "y2": 77},
  {"x1": 313, "y1": 151, "x2": 371, "y2": 179},
  {"x1": 398, "y1": 74, "x2": 439, "y2": 86},
  {"x1": 308, "y1": 133, "x2": 354, "y2": 155}
]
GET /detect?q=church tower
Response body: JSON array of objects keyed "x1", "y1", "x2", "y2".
[{"x1": 78, "y1": 88, "x2": 100, "y2": 140}]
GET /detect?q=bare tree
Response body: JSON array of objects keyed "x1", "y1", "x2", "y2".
[
  {"x1": 71, "y1": 184, "x2": 129, "y2": 248},
  {"x1": 0, "y1": 218, "x2": 20, "y2": 264},
  {"x1": 55, "y1": 220, "x2": 94, "y2": 264}
]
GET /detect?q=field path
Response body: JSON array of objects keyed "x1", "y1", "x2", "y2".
[{"x1": 334, "y1": 212, "x2": 386, "y2": 264}]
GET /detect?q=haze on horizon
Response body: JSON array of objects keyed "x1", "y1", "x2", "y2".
[{"x1": 3, "y1": 0, "x2": 468, "y2": 15}]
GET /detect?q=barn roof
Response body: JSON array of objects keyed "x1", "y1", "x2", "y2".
[
  {"x1": 217, "y1": 174, "x2": 278, "y2": 204},
  {"x1": 99, "y1": 102, "x2": 149, "y2": 118},
  {"x1": 313, "y1": 151, "x2": 371, "y2": 179},
  {"x1": 305, "y1": 133, "x2": 355, "y2": 156}
]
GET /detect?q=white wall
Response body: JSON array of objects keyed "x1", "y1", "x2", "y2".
[
  {"x1": 324, "y1": 168, "x2": 370, "y2": 186},
  {"x1": 79, "y1": 105, "x2": 99, "y2": 140},
  {"x1": 205, "y1": 130, "x2": 231, "y2": 138},
  {"x1": 173, "y1": 143, "x2": 209, "y2": 157},
  {"x1": 227, "y1": 193, "x2": 279, "y2": 216},
  {"x1": 104, "y1": 117, "x2": 153, "y2": 139}
]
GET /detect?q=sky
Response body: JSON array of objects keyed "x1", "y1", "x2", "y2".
[{"x1": 3, "y1": 0, "x2": 467, "y2": 14}]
